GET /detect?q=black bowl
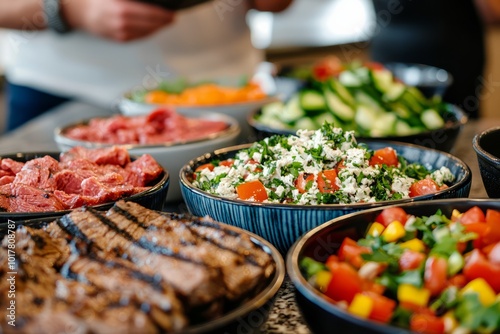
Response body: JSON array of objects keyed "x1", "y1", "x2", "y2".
[
  {"x1": 473, "y1": 126, "x2": 500, "y2": 198},
  {"x1": 383, "y1": 63, "x2": 453, "y2": 99},
  {"x1": 287, "y1": 199, "x2": 500, "y2": 334},
  {"x1": 0, "y1": 152, "x2": 169, "y2": 223},
  {"x1": 248, "y1": 104, "x2": 467, "y2": 153}
]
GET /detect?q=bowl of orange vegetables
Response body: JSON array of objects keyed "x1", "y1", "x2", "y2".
[
  {"x1": 118, "y1": 77, "x2": 284, "y2": 143},
  {"x1": 287, "y1": 199, "x2": 500, "y2": 334}
]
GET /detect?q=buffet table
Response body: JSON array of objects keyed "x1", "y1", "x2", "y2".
[{"x1": 0, "y1": 102, "x2": 498, "y2": 334}]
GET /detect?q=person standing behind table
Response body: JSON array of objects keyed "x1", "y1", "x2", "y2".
[
  {"x1": 369, "y1": 0, "x2": 499, "y2": 119},
  {"x1": 0, "y1": 0, "x2": 292, "y2": 132}
]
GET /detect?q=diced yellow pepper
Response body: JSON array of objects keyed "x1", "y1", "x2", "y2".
[
  {"x1": 399, "y1": 238, "x2": 426, "y2": 253},
  {"x1": 461, "y1": 278, "x2": 496, "y2": 307},
  {"x1": 397, "y1": 284, "x2": 431, "y2": 307},
  {"x1": 382, "y1": 221, "x2": 406, "y2": 243},
  {"x1": 315, "y1": 270, "x2": 332, "y2": 293},
  {"x1": 443, "y1": 311, "x2": 458, "y2": 333},
  {"x1": 451, "y1": 209, "x2": 463, "y2": 221},
  {"x1": 348, "y1": 293, "x2": 374, "y2": 318},
  {"x1": 367, "y1": 222, "x2": 385, "y2": 237}
]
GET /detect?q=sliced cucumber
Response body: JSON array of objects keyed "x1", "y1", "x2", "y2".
[
  {"x1": 300, "y1": 90, "x2": 326, "y2": 112},
  {"x1": 421, "y1": 109, "x2": 445, "y2": 130},
  {"x1": 401, "y1": 91, "x2": 424, "y2": 113},
  {"x1": 355, "y1": 91, "x2": 384, "y2": 113},
  {"x1": 383, "y1": 83, "x2": 406, "y2": 102},
  {"x1": 294, "y1": 117, "x2": 318, "y2": 130},
  {"x1": 394, "y1": 120, "x2": 418, "y2": 136},
  {"x1": 355, "y1": 105, "x2": 379, "y2": 131},
  {"x1": 370, "y1": 112, "x2": 397, "y2": 137},
  {"x1": 261, "y1": 101, "x2": 284, "y2": 118},
  {"x1": 280, "y1": 96, "x2": 305, "y2": 123},
  {"x1": 313, "y1": 112, "x2": 338, "y2": 128},
  {"x1": 339, "y1": 70, "x2": 362, "y2": 87},
  {"x1": 371, "y1": 69, "x2": 394, "y2": 93},
  {"x1": 329, "y1": 78, "x2": 355, "y2": 106},
  {"x1": 324, "y1": 89, "x2": 355, "y2": 122}
]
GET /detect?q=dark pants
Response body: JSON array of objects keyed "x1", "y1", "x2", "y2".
[{"x1": 6, "y1": 81, "x2": 71, "y2": 132}]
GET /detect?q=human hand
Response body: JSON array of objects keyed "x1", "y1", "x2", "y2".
[{"x1": 62, "y1": 0, "x2": 175, "y2": 42}]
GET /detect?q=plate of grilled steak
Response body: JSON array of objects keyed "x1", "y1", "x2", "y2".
[
  {"x1": 0, "y1": 146, "x2": 169, "y2": 222},
  {"x1": 0, "y1": 201, "x2": 284, "y2": 333}
]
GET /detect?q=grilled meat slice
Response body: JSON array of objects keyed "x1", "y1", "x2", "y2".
[
  {"x1": 109, "y1": 201, "x2": 275, "y2": 300},
  {"x1": 45, "y1": 207, "x2": 226, "y2": 310}
]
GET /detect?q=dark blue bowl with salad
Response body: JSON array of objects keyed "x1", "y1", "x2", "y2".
[
  {"x1": 180, "y1": 124, "x2": 471, "y2": 254},
  {"x1": 250, "y1": 61, "x2": 467, "y2": 153},
  {"x1": 287, "y1": 199, "x2": 500, "y2": 334}
]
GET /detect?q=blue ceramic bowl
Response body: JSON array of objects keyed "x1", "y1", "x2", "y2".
[
  {"x1": 0, "y1": 152, "x2": 169, "y2": 223},
  {"x1": 180, "y1": 141, "x2": 471, "y2": 254},
  {"x1": 248, "y1": 104, "x2": 467, "y2": 153},
  {"x1": 473, "y1": 126, "x2": 500, "y2": 198},
  {"x1": 286, "y1": 199, "x2": 500, "y2": 334}
]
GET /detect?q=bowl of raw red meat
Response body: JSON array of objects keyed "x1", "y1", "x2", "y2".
[
  {"x1": 54, "y1": 107, "x2": 240, "y2": 202},
  {"x1": 0, "y1": 146, "x2": 169, "y2": 222}
]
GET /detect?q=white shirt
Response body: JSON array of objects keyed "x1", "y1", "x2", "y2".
[{"x1": 3, "y1": 2, "x2": 263, "y2": 108}]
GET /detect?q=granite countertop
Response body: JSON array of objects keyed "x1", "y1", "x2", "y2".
[{"x1": 0, "y1": 102, "x2": 498, "y2": 333}]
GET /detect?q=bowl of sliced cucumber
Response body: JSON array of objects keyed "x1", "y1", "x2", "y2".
[{"x1": 249, "y1": 62, "x2": 467, "y2": 153}]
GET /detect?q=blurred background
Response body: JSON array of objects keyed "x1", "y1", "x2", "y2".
[{"x1": 0, "y1": 0, "x2": 499, "y2": 134}]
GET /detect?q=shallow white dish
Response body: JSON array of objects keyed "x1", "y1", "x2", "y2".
[{"x1": 54, "y1": 109, "x2": 241, "y2": 202}]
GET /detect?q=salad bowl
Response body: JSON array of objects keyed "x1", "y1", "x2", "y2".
[
  {"x1": 180, "y1": 130, "x2": 471, "y2": 254},
  {"x1": 287, "y1": 199, "x2": 500, "y2": 334}
]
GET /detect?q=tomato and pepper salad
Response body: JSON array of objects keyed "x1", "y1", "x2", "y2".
[
  {"x1": 301, "y1": 206, "x2": 500, "y2": 333},
  {"x1": 191, "y1": 123, "x2": 454, "y2": 205}
]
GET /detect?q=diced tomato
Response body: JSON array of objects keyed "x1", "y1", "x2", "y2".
[
  {"x1": 448, "y1": 274, "x2": 467, "y2": 288},
  {"x1": 195, "y1": 163, "x2": 214, "y2": 172},
  {"x1": 312, "y1": 56, "x2": 343, "y2": 81},
  {"x1": 488, "y1": 242, "x2": 500, "y2": 265},
  {"x1": 460, "y1": 206, "x2": 486, "y2": 224},
  {"x1": 484, "y1": 209, "x2": 500, "y2": 245},
  {"x1": 424, "y1": 256, "x2": 448, "y2": 296},
  {"x1": 362, "y1": 280, "x2": 386, "y2": 295},
  {"x1": 409, "y1": 179, "x2": 440, "y2": 198},
  {"x1": 295, "y1": 173, "x2": 315, "y2": 194},
  {"x1": 336, "y1": 160, "x2": 346, "y2": 171},
  {"x1": 236, "y1": 180, "x2": 268, "y2": 202},
  {"x1": 375, "y1": 207, "x2": 408, "y2": 227},
  {"x1": 410, "y1": 313, "x2": 445, "y2": 334},
  {"x1": 337, "y1": 237, "x2": 371, "y2": 268},
  {"x1": 364, "y1": 62, "x2": 385, "y2": 72},
  {"x1": 463, "y1": 249, "x2": 500, "y2": 293},
  {"x1": 462, "y1": 222, "x2": 490, "y2": 249},
  {"x1": 362, "y1": 291, "x2": 396, "y2": 323},
  {"x1": 399, "y1": 249, "x2": 425, "y2": 271},
  {"x1": 369, "y1": 147, "x2": 399, "y2": 167},
  {"x1": 325, "y1": 255, "x2": 339, "y2": 270},
  {"x1": 317, "y1": 170, "x2": 339, "y2": 194},
  {"x1": 324, "y1": 262, "x2": 363, "y2": 303},
  {"x1": 219, "y1": 159, "x2": 234, "y2": 167},
  {"x1": 399, "y1": 302, "x2": 435, "y2": 315}
]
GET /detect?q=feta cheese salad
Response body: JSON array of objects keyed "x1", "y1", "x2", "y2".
[{"x1": 191, "y1": 123, "x2": 455, "y2": 205}]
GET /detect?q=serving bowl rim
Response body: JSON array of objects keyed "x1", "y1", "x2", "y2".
[
  {"x1": 180, "y1": 140, "x2": 472, "y2": 210},
  {"x1": 286, "y1": 198, "x2": 500, "y2": 334},
  {"x1": 247, "y1": 103, "x2": 468, "y2": 140},
  {"x1": 0, "y1": 151, "x2": 170, "y2": 218},
  {"x1": 54, "y1": 110, "x2": 241, "y2": 150},
  {"x1": 181, "y1": 227, "x2": 285, "y2": 333},
  {"x1": 121, "y1": 90, "x2": 281, "y2": 110},
  {"x1": 382, "y1": 61, "x2": 454, "y2": 86},
  {"x1": 472, "y1": 126, "x2": 500, "y2": 164}
]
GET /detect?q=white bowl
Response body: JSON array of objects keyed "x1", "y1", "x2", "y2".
[
  {"x1": 54, "y1": 109, "x2": 241, "y2": 202},
  {"x1": 117, "y1": 77, "x2": 302, "y2": 143}
]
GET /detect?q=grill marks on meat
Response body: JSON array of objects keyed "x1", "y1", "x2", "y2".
[
  {"x1": 0, "y1": 147, "x2": 163, "y2": 212},
  {"x1": 0, "y1": 201, "x2": 275, "y2": 332},
  {"x1": 109, "y1": 201, "x2": 275, "y2": 301},
  {"x1": 1, "y1": 225, "x2": 187, "y2": 333}
]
